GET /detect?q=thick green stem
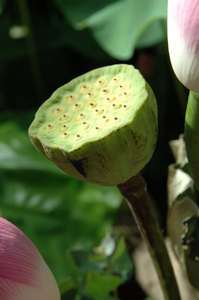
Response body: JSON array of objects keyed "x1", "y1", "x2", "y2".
[
  {"x1": 118, "y1": 173, "x2": 181, "y2": 300},
  {"x1": 184, "y1": 91, "x2": 199, "y2": 191}
]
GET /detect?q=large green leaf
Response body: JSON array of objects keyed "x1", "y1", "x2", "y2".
[{"x1": 55, "y1": 0, "x2": 167, "y2": 60}]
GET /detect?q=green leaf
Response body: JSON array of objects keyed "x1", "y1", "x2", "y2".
[
  {"x1": 55, "y1": 0, "x2": 167, "y2": 60},
  {"x1": 110, "y1": 238, "x2": 133, "y2": 281},
  {"x1": 86, "y1": 271, "x2": 124, "y2": 300},
  {"x1": 111, "y1": 237, "x2": 126, "y2": 264}
]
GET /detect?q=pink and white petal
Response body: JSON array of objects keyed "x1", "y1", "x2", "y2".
[
  {"x1": 168, "y1": 0, "x2": 199, "y2": 93},
  {"x1": 0, "y1": 274, "x2": 60, "y2": 300},
  {"x1": 0, "y1": 218, "x2": 40, "y2": 286},
  {"x1": 0, "y1": 218, "x2": 60, "y2": 300}
]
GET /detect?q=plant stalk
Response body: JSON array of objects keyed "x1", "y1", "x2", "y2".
[
  {"x1": 184, "y1": 91, "x2": 199, "y2": 191},
  {"x1": 118, "y1": 173, "x2": 181, "y2": 300}
]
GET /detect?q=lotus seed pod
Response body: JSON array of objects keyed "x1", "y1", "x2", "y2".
[{"x1": 29, "y1": 64, "x2": 158, "y2": 186}]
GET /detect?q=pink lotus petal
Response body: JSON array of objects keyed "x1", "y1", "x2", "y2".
[
  {"x1": 0, "y1": 217, "x2": 60, "y2": 300},
  {"x1": 168, "y1": 0, "x2": 199, "y2": 92}
]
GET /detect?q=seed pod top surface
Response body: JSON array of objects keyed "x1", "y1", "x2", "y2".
[{"x1": 29, "y1": 64, "x2": 158, "y2": 186}]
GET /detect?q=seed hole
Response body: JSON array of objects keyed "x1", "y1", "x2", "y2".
[
  {"x1": 60, "y1": 125, "x2": 69, "y2": 132},
  {"x1": 101, "y1": 89, "x2": 110, "y2": 96},
  {"x1": 76, "y1": 114, "x2": 86, "y2": 122},
  {"x1": 96, "y1": 78, "x2": 106, "y2": 86},
  {"x1": 112, "y1": 104, "x2": 122, "y2": 110},
  {"x1": 53, "y1": 108, "x2": 63, "y2": 115},
  {"x1": 67, "y1": 95, "x2": 75, "y2": 103},
  {"x1": 95, "y1": 109, "x2": 104, "y2": 115},
  {"x1": 123, "y1": 91, "x2": 131, "y2": 98},
  {"x1": 106, "y1": 96, "x2": 116, "y2": 103},
  {"x1": 118, "y1": 84, "x2": 126, "y2": 91},
  {"x1": 76, "y1": 134, "x2": 83, "y2": 141},
  {"x1": 82, "y1": 123, "x2": 90, "y2": 130},
  {"x1": 86, "y1": 92, "x2": 95, "y2": 99},
  {"x1": 63, "y1": 133, "x2": 70, "y2": 139},
  {"x1": 89, "y1": 101, "x2": 98, "y2": 108},
  {"x1": 72, "y1": 103, "x2": 81, "y2": 110},
  {"x1": 60, "y1": 114, "x2": 70, "y2": 121},
  {"x1": 113, "y1": 77, "x2": 121, "y2": 83},
  {"x1": 45, "y1": 124, "x2": 54, "y2": 130},
  {"x1": 80, "y1": 85, "x2": 89, "y2": 92}
]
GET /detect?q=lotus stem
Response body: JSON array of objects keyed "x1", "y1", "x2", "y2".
[{"x1": 118, "y1": 173, "x2": 181, "y2": 300}]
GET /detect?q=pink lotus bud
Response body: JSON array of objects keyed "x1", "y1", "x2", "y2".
[
  {"x1": 0, "y1": 217, "x2": 60, "y2": 300},
  {"x1": 167, "y1": 0, "x2": 199, "y2": 92}
]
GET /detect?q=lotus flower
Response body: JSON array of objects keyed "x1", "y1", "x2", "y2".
[
  {"x1": 167, "y1": 0, "x2": 199, "y2": 93},
  {"x1": 0, "y1": 217, "x2": 61, "y2": 300}
]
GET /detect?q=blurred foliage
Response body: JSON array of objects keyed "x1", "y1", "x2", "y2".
[
  {"x1": 54, "y1": 0, "x2": 167, "y2": 60},
  {"x1": 58, "y1": 235, "x2": 133, "y2": 299},
  {"x1": 0, "y1": 0, "x2": 189, "y2": 299}
]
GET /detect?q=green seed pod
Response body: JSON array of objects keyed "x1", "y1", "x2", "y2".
[{"x1": 29, "y1": 64, "x2": 158, "y2": 186}]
